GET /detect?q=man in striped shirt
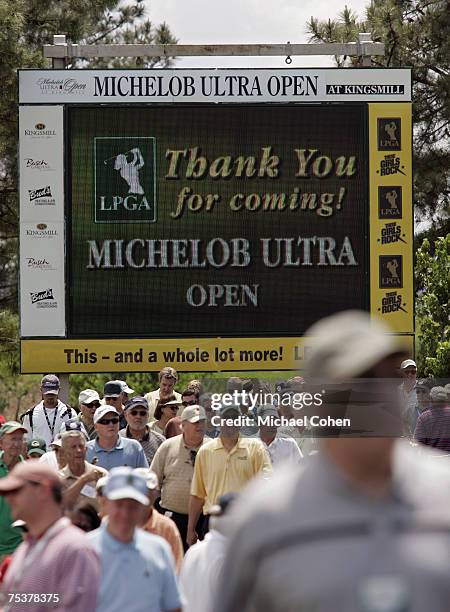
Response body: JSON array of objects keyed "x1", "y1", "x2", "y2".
[{"x1": 0, "y1": 462, "x2": 100, "y2": 611}]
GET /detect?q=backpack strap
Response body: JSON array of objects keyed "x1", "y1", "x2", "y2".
[{"x1": 19, "y1": 407, "x2": 34, "y2": 432}]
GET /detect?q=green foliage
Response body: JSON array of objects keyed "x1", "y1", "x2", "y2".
[
  {"x1": 306, "y1": 0, "x2": 450, "y2": 224},
  {"x1": 415, "y1": 234, "x2": 450, "y2": 376},
  {"x1": 0, "y1": 0, "x2": 177, "y2": 313}
]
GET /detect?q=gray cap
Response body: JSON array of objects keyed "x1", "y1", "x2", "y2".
[
  {"x1": 430, "y1": 386, "x2": 447, "y2": 402},
  {"x1": 305, "y1": 310, "x2": 403, "y2": 381}
]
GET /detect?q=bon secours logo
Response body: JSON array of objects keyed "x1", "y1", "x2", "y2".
[
  {"x1": 36, "y1": 77, "x2": 87, "y2": 95},
  {"x1": 30, "y1": 288, "x2": 57, "y2": 308},
  {"x1": 24, "y1": 123, "x2": 57, "y2": 137},
  {"x1": 28, "y1": 186, "x2": 55, "y2": 206}
]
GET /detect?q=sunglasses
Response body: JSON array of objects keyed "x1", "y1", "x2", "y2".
[
  {"x1": 182, "y1": 400, "x2": 197, "y2": 406},
  {"x1": 84, "y1": 402, "x2": 101, "y2": 409},
  {"x1": 129, "y1": 410, "x2": 148, "y2": 417},
  {"x1": 97, "y1": 418, "x2": 119, "y2": 425}
]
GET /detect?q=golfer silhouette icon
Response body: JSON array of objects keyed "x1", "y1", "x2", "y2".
[
  {"x1": 113, "y1": 148, "x2": 145, "y2": 195},
  {"x1": 386, "y1": 259, "x2": 399, "y2": 280},
  {"x1": 384, "y1": 122, "x2": 398, "y2": 144}
]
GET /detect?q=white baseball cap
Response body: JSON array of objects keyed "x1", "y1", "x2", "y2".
[
  {"x1": 133, "y1": 468, "x2": 159, "y2": 490},
  {"x1": 400, "y1": 359, "x2": 417, "y2": 369},
  {"x1": 104, "y1": 467, "x2": 149, "y2": 506},
  {"x1": 79, "y1": 389, "x2": 101, "y2": 404},
  {"x1": 93, "y1": 405, "x2": 120, "y2": 424}
]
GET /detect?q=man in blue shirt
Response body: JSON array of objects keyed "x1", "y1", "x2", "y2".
[
  {"x1": 86, "y1": 407, "x2": 148, "y2": 471},
  {"x1": 88, "y1": 467, "x2": 181, "y2": 612}
]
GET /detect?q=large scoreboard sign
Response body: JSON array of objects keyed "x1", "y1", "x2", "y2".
[{"x1": 19, "y1": 68, "x2": 413, "y2": 372}]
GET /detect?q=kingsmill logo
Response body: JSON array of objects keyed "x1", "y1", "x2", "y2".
[{"x1": 94, "y1": 137, "x2": 157, "y2": 224}]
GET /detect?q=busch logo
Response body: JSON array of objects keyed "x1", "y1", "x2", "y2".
[
  {"x1": 379, "y1": 291, "x2": 407, "y2": 314},
  {"x1": 24, "y1": 158, "x2": 51, "y2": 171},
  {"x1": 94, "y1": 137, "x2": 156, "y2": 224},
  {"x1": 379, "y1": 255, "x2": 403, "y2": 289},
  {"x1": 26, "y1": 257, "x2": 52, "y2": 270},
  {"x1": 30, "y1": 288, "x2": 54, "y2": 303},
  {"x1": 377, "y1": 118, "x2": 401, "y2": 150}
]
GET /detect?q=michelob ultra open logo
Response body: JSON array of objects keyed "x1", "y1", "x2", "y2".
[{"x1": 94, "y1": 137, "x2": 156, "y2": 223}]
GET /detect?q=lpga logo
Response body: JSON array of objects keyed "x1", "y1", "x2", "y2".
[{"x1": 94, "y1": 138, "x2": 156, "y2": 224}]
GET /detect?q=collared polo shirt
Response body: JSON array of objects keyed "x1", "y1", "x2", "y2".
[
  {"x1": 86, "y1": 436, "x2": 148, "y2": 471},
  {"x1": 0, "y1": 452, "x2": 24, "y2": 555},
  {"x1": 261, "y1": 435, "x2": 303, "y2": 468},
  {"x1": 120, "y1": 425, "x2": 165, "y2": 464},
  {"x1": 88, "y1": 523, "x2": 181, "y2": 612},
  {"x1": 3, "y1": 518, "x2": 100, "y2": 611},
  {"x1": 191, "y1": 437, "x2": 272, "y2": 514},
  {"x1": 150, "y1": 434, "x2": 202, "y2": 514}
]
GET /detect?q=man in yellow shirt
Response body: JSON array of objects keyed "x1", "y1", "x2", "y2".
[{"x1": 187, "y1": 405, "x2": 272, "y2": 546}]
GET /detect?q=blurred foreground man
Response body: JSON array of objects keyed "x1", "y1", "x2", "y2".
[
  {"x1": 88, "y1": 467, "x2": 181, "y2": 612},
  {"x1": 0, "y1": 462, "x2": 100, "y2": 611},
  {"x1": 217, "y1": 311, "x2": 450, "y2": 612}
]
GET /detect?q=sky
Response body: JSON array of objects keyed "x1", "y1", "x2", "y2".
[{"x1": 146, "y1": 0, "x2": 370, "y2": 68}]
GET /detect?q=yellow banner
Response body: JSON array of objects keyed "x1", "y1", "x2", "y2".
[
  {"x1": 369, "y1": 103, "x2": 413, "y2": 334},
  {"x1": 21, "y1": 335, "x2": 414, "y2": 373}
]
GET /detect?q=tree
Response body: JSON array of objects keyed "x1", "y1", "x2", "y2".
[
  {"x1": 415, "y1": 234, "x2": 450, "y2": 377},
  {"x1": 0, "y1": 0, "x2": 177, "y2": 312},
  {"x1": 306, "y1": 0, "x2": 450, "y2": 227}
]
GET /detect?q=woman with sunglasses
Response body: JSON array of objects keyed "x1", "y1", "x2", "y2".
[{"x1": 151, "y1": 396, "x2": 182, "y2": 436}]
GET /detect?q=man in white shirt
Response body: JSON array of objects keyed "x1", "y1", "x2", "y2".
[
  {"x1": 145, "y1": 367, "x2": 182, "y2": 420},
  {"x1": 20, "y1": 375, "x2": 76, "y2": 448},
  {"x1": 256, "y1": 404, "x2": 303, "y2": 468},
  {"x1": 180, "y1": 493, "x2": 237, "y2": 612}
]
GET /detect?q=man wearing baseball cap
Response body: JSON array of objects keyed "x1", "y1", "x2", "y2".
[
  {"x1": 77, "y1": 389, "x2": 101, "y2": 440},
  {"x1": 120, "y1": 397, "x2": 164, "y2": 465},
  {"x1": 88, "y1": 467, "x2": 181, "y2": 612},
  {"x1": 86, "y1": 406, "x2": 148, "y2": 471},
  {"x1": 20, "y1": 375, "x2": 76, "y2": 448},
  {"x1": 26, "y1": 438, "x2": 47, "y2": 459},
  {"x1": 217, "y1": 311, "x2": 450, "y2": 612},
  {"x1": 150, "y1": 405, "x2": 207, "y2": 551},
  {"x1": 414, "y1": 386, "x2": 450, "y2": 453},
  {"x1": 188, "y1": 404, "x2": 271, "y2": 547},
  {"x1": 102, "y1": 381, "x2": 127, "y2": 429},
  {"x1": 0, "y1": 422, "x2": 27, "y2": 559},
  {"x1": 399, "y1": 358, "x2": 418, "y2": 423},
  {"x1": 0, "y1": 462, "x2": 100, "y2": 609},
  {"x1": 136, "y1": 468, "x2": 184, "y2": 573}
]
